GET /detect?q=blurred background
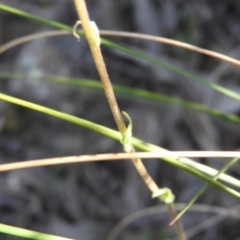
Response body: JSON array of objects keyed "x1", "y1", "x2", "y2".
[{"x1": 1, "y1": 0, "x2": 240, "y2": 239}]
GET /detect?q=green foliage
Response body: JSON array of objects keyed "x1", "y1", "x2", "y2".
[{"x1": 0, "y1": 2, "x2": 240, "y2": 240}]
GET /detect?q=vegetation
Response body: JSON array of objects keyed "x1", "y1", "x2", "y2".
[{"x1": 0, "y1": 1, "x2": 240, "y2": 239}]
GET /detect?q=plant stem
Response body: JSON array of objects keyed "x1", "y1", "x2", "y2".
[
  {"x1": 167, "y1": 203, "x2": 186, "y2": 239},
  {"x1": 73, "y1": 0, "x2": 126, "y2": 135},
  {"x1": 73, "y1": 1, "x2": 186, "y2": 239}
]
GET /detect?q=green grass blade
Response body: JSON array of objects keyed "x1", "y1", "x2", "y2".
[
  {"x1": 169, "y1": 157, "x2": 240, "y2": 226},
  {"x1": 0, "y1": 223, "x2": 73, "y2": 240},
  {"x1": 1, "y1": 4, "x2": 240, "y2": 101},
  {"x1": 132, "y1": 137, "x2": 240, "y2": 190},
  {"x1": 103, "y1": 39, "x2": 240, "y2": 101},
  {"x1": 1, "y1": 73, "x2": 240, "y2": 125},
  {"x1": 0, "y1": 92, "x2": 240, "y2": 197},
  {"x1": 0, "y1": 4, "x2": 72, "y2": 32}
]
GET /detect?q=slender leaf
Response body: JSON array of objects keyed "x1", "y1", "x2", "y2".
[
  {"x1": 1, "y1": 4, "x2": 240, "y2": 101},
  {"x1": 1, "y1": 73, "x2": 240, "y2": 125},
  {"x1": 169, "y1": 157, "x2": 240, "y2": 226},
  {"x1": 0, "y1": 92, "x2": 240, "y2": 197},
  {"x1": 0, "y1": 223, "x2": 73, "y2": 240}
]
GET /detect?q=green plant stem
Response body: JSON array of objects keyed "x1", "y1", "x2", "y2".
[
  {"x1": 169, "y1": 157, "x2": 240, "y2": 227},
  {"x1": 1, "y1": 92, "x2": 240, "y2": 195},
  {"x1": 1, "y1": 73, "x2": 240, "y2": 125},
  {"x1": 0, "y1": 223, "x2": 73, "y2": 240},
  {"x1": 1, "y1": 4, "x2": 240, "y2": 102}
]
